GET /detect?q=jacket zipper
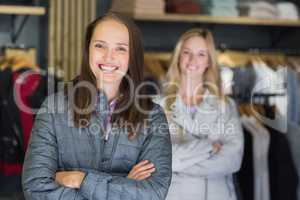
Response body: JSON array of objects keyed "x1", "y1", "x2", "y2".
[
  {"x1": 108, "y1": 126, "x2": 120, "y2": 170},
  {"x1": 204, "y1": 178, "x2": 208, "y2": 200},
  {"x1": 226, "y1": 175, "x2": 232, "y2": 197},
  {"x1": 99, "y1": 118, "x2": 107, "y2": 171}
]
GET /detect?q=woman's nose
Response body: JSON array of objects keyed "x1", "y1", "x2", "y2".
[
  {"x1": 104, "y1": 49, "x2": 115, "y2": 62},
  {"x1": 189, "y1": 54, "x2": 197, "y2": 65}
]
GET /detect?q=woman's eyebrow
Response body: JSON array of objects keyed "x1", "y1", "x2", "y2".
[
  {"x1": 117, "y1": 42, "x2": 129, "y2": 46},
  {"x1": 93, "y1": 40, "x2": 106, "y2": 43}
]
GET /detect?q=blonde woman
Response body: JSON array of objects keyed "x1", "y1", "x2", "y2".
[{"x1": 154, "y1": 28, "x2": 244, "y2": 200}]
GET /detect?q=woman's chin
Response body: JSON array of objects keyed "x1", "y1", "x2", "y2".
[
  {"x1": 184, "y1": 70, "x2": 203, "y2": 77},
  {"x1": 101, "y1": 77, "x2": 118, "y2": 84}
]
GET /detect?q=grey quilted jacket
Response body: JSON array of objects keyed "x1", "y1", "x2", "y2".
[{"x1": 22, "y1": 91, "x2": 172, "y2": 200}]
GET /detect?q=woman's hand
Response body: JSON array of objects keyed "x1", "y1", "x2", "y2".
[
  {"x1": 55, "y1": 171, "x2": 86, "y2": 189},
  {"x1": 127, "y1": 160, "x2": 155, "y2": 181},
  {"x1": 212, "y1": 141, "x2": 223, "y2": 154}
]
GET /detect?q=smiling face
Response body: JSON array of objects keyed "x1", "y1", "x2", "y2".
[
  {"x1": 89, "y1": 19, "x2": 129, "y2": 87},
  {"x1": 179, "y1": 35, "x2": 210, "y2": 79}
]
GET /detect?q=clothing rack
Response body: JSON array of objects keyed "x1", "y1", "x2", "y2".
[
  {"x1": 233, "y1": 93, "x2": 284, "y2": 120},
  {"x1": 0, "y1": 5, "x2": 46, "y2": 44},
  {"x1": 218, "y1": 44, "x2": 300, "y2": 56},
  {"x1": 232, "y1": 93, "x2": 285, "y2": 103},
  {"x1": 0, "y1": 45, "x2": 35, "y2": 55}
]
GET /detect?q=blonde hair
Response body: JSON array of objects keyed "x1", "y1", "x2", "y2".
[
  {"x1": 163, "y1": 28, "x2": 225, "y2": 112},
  {"x1": 162, "y1": 29, "x2": 225, "y2": 140}
]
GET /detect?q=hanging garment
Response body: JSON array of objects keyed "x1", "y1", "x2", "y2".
[
  {"x1": 0, "y1": 68, "x2": 24, "y2": 176},
  {"x1": 241, "y1": 116, "x2": 270, "y2": 200},
  {"x1": 287, "y1": 68, "x2": 300, "y2": 124},
  {"x1": 287, "y1": 122, "x2": 300, "y2": 200},
  {"x1": 237, "y1": 121, "x2": 298, "y2": 200},
  {"x1": 220, "y1": 66, "x2": 234, "y2": 95},
  {"x1": 237, "y1": 127, "x2": 254, "y2": 200},
  {"x1": 232, "y1": 63, "x2": 257, "y2": 103},
  {"x1": 0, "y1": 68, "x2": 54, "y2": 173},
  {"x1": 266, "y1": 125, "x2": 298, "y2": 200},
  {"x1": 0, "y1": 68, "x2": 58, "y2": 196},
  {"x1": 12, "y1": 69, "x2": 41, "y2": 151}
]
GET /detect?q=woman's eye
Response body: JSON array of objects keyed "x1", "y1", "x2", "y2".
[
  {"x1": 116, "y1": 47, "x2": 127, "y2": 52},
  {"x1": 95, "y1": 43, "x2": 104, "y2": 48},
  {"x1": 182, "y1": 51, "x2": 190, "y2": 55},
  {"x1": 198, "y1": 52, "x2": 207, "y2": 57}
]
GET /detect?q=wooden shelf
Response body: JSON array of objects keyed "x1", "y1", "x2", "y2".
[
  {"x1": 133, "y1": 13, "x2": 300, "y2": 27},
  {"x1": 145, "y1": 52, "x2": 171, "y2": 61},
  {"x1": 0, "y1": 5, "x2": 46, "y2": 15}
]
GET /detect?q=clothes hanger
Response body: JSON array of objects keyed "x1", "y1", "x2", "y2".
[
  {"x1": 217, "y1": 48, "x2": 288, "y2": 69},
  {"x1": 287, "y1": 57, "x2": 300, "y2": 72},
  {"x1": 0, "y1": 57, "x2": 10, "y2": 70},
  {"x1": 218, "y1": 50, "x2": 253, "y2": 67},
  {"x1": 238, "y1": 103, "x2": 261, "y2": 116}
]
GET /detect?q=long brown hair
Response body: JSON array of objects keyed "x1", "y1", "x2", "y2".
[{"x1": 70, "y1": 12, "x2": 152, "y2": 137}]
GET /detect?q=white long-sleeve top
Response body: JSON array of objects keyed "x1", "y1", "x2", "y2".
[{"x1": 154, "y1": 91, "x2": 244, "y2": 200}]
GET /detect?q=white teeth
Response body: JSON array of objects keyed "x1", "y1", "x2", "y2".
[
  {"x1": 99, "y1": 65, "x2": 118, "y2": 72},
  {"x1": 187, "y1": 66, "x2": 198, "y2": 70}
]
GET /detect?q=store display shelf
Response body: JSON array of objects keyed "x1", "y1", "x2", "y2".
[
  {"x1": 0, "y1": 5, "x2": 46, "y2": 15},
  {"x1": 133, "y1": 13, "x2": 300, "y2": 27}
]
